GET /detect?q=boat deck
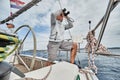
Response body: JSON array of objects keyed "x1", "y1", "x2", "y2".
[{"x1": 10, "y1": 61, "x2": 99, "y2": 80}]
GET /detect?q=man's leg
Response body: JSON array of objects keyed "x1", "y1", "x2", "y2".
[
  {"x1": 60, "y1": 41, "x2": 77, "y2": 64},
  {"x1": 46, "y1": 41, "x2": 60, "y2": 66},
  {"x1": 70, "y1": 42, "x2": 77, "y2": 64}
]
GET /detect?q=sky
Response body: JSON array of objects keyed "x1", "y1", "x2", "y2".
[{"x1": 0, "y1": 0, "x2": 120, "y2": 50}]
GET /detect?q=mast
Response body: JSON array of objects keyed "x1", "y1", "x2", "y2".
[
  {"x1": 92, "y1": 0, "x2": 119, "y2": 31},
  {"x1": 0, "y1": 0, "x2": 42, "y2": 24},
  {"x1": 95, "y1": 0, "x2": 119, "y2": 51}
]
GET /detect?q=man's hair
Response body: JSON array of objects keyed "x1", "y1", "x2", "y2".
[{"x1": 54, "y1": 8, "x2": 70, "y2": 17}]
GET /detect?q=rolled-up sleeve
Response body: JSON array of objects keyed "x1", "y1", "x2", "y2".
[{"x1": 65, "y1": 17, "x2": 73, "y2": 30}]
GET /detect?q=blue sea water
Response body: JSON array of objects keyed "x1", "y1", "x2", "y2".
[{"x1": 22, "y1": 48, "x2": 120, "y2": 80}]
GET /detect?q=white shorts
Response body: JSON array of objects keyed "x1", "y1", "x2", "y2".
[{"x1": 47, "y1": 41, "x2": 73, "y2": 62}]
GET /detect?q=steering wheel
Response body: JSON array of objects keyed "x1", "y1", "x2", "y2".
[{"x1": 14, "y1": 25, "x2": 37, "y2": 71}]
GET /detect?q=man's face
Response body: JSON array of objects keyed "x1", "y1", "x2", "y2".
[{"x1": 56, "y1": 13, "x2": 64, "y2": 22}]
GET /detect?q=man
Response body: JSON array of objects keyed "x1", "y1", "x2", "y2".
[{"x1": 47, "y1": 9, "x2": 77, "y2": 65}]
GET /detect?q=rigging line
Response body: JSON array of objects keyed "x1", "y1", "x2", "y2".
[
  {"x1": 58, "y1": 0, "x2": 63, "y2": 9},
  {"x1": 95, "y1": 53, "x2": 120, "y2": 57}
]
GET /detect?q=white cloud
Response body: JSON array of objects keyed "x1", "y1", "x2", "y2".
[{"x1": 0, "y1": 0, "x2": 120, "y2": 50}]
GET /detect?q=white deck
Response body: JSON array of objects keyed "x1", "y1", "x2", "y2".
[{"x1": 10, "y1": 61, "x2": 99, "y2": 80}]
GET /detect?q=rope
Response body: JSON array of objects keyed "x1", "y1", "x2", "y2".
[
  {"x1": 86, "y1": 21, "x2": 98, "y2": 74},
  {"x1": 0, "y1": 32, "x2": 20, "y2": 62},
  {"x1": 96, "y1": 53, "x2": 120, "y2": 57},
  {"x1": 0, "y1": 41, "x2": 20, "y2": 62},
  {"x1": 79, "y1": 68, "x2": 94, "y2": 74},
  {"x1": 79, "y1": 68, "x2": 95, "y2": 80},
  {"x1": 40, "y1": 65, "x2": 52, "y2": 80},
  {"x1": 88, "y1": 21, "x2": 92, "y2": 68}
]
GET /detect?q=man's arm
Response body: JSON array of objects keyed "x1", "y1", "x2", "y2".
[
  {"x1": 51, "y1": 13, "x2": 56, "y2": 26},
  {"x1": 64, "y1": 17, "x2": 73, "y2": 30}
]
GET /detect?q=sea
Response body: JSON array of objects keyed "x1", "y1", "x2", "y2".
[{"x1": 22, "y1": 48, "x2": 120, "y2": 80}]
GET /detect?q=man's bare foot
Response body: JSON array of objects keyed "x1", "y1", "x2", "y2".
[{"x1": 46, "y1": 61, "x2": 53, "y2": 66}]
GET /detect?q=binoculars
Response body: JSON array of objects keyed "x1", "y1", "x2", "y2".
[{"x1": 62, "y1": 8, "x2": 70, "y2": 16}]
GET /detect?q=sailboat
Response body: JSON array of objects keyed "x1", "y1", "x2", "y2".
[{"x1": 1, "y1": 0, "x2": 119, "y2": 80}]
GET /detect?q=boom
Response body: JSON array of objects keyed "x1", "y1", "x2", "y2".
[{"x1": 0, "y1": 0, "x2": 42, "y2": 24}]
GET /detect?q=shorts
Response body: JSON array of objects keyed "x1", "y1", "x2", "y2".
[{"x1": 47, "y1": 41, "x2": 73, "y2": 62}]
